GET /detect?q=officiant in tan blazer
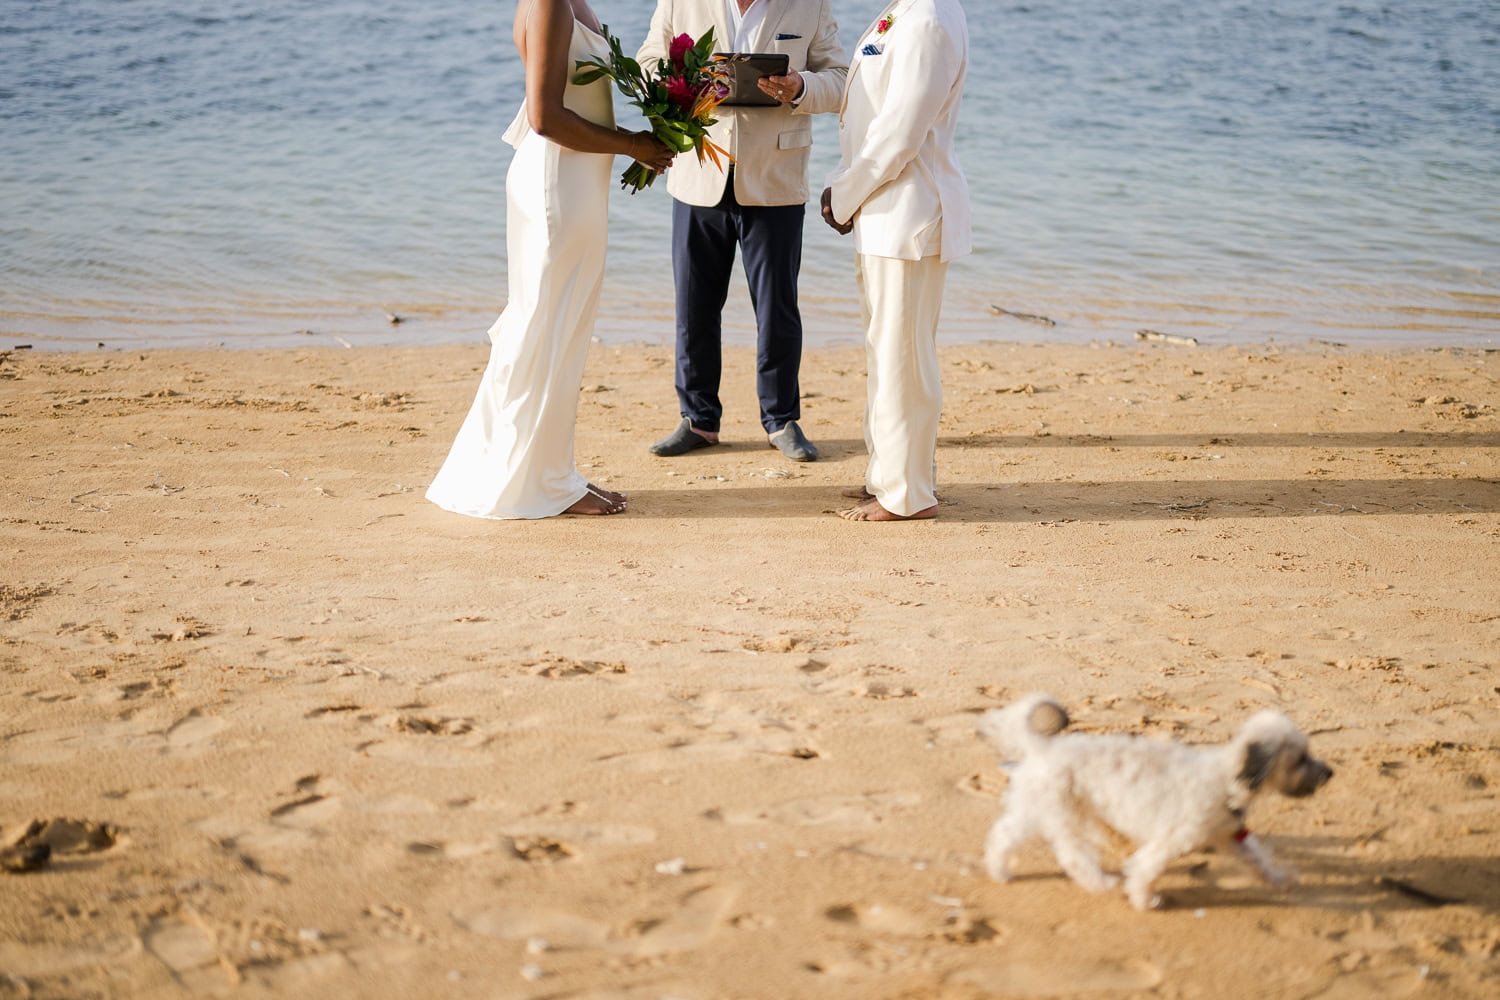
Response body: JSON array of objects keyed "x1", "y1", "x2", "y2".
[
  {"x1": 640, "y1": 0, "x2": 848, "y2": 463},
  {"x1": 821, "y1": 0, "x2": 971, "y2": 521}
]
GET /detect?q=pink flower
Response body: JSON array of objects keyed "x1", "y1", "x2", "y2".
[
  {"x1": 664, "y1": 74, "x2": 698, "y2": 108},
  {"x1": 876, "y1": 15, "x2": 895, "y2": 33},
  {"x1": 669, "y1": 33, "x2": 695, "y2": 67}
]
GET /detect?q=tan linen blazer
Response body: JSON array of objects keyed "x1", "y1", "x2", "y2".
[
  {"x1": 638, "y1": 0, "x2": 848, "y2": 207},
  {"x1": 826, "y1": 0, "x2": 972, "y2": 262}
]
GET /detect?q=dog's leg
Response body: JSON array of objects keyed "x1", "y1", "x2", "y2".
[
  {"x1": 1120, "y1": 841, "x2": 1178, "y2": 910},
  {"x1": 983, "y1": 803, "x2": 1033, "y2": 882},
  {"x1": 1221, "y1": 831, "x2": 1295, "y2": 889},
  {"x1": 1041, "y1": 813, "x2": 1119, "y2": 895}
]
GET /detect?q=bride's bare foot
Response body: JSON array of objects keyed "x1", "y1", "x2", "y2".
[
  {"x1": 836, "y1": 497, "x2": 937, "y2": 522},
  {"x1": 562, "y1": 483, "x2": 627, "y2": 516},
  {"x1": 840, "y1": 486, "x2": 941, "y2": 502}
]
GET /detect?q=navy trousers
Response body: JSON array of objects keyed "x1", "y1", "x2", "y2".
[{"x1": 670, "y1": 178, "x2": 805, "y2": 435}]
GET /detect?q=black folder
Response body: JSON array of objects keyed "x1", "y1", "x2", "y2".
[{"x1": 713, "y1": 52, "x2": 792, "y2": 107}]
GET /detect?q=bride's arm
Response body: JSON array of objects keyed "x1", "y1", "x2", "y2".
[{"x1": 521, "y1": 0, "x2": 674, "y2": 171}]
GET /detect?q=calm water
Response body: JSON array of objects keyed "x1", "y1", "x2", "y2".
[{"x1": 3, "y1": 0, "x2": 1498, "y2": 350}]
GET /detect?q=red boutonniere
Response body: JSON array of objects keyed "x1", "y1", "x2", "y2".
[{"x1": 876, "y1": 14, "x2": 895, "y2": 34}]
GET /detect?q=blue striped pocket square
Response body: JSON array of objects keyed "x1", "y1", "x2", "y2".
[{"x1": 775, "y1": 33, "x2": 801, "y2": 40}]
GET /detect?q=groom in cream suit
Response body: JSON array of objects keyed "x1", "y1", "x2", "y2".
[
  {"x1": 640, "y1": 0, "x2": 848, "y2": 463},
  {"x1": 821, "y1": 0, "x2": 970, "y2": 521}
]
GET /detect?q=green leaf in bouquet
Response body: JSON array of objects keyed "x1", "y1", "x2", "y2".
[
  {"x1": 655, "y1": 125, "x2": 697, "y2": 153},
  {"x1": 692, "y1": 27, "x2": 716, "y2": 63}
]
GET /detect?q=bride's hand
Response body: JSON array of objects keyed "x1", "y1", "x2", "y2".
[{"x1": 630, "y1": 132, "x2": 676, "y2": 173}]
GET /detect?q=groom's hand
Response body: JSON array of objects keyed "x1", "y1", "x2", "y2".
[
  {"x1": 820, "y1": 188, "x2": 853, "y2": 235},
  {"x1": 758, "y1": 70, "x2": 804, "y2": 104}
]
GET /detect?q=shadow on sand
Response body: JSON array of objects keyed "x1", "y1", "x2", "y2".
[{"x1": 622, "y1": 478, "x2": 1500, "y2": 521}]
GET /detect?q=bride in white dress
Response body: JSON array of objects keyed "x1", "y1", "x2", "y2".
[{"x1": 427, "y1": 0, "x2": 674, "y2": 518}]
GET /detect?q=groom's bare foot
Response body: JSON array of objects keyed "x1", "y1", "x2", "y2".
[
  {"x1": 837, "y1": 497, "x2": 937, "y2": 522},
  {"x1": 563, "y1": 483, "x2": 627, "y2": 516}
]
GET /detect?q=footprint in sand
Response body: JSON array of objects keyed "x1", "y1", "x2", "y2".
[
  {"x1": 389, "y1": 714, "x2": 474, "y2": 736},
  {"x1": 8, "y1": 817, "x2": 124, "y2": 869},
  {"x1": 713, "y1": 791, "x2": 921, "y2": 829},
  {"x1": 453, "y1": 906, "x2": 611, "y2": 950},
  {"x1": 0, "y1": 935, "x2": 140, "y2": 979},
  {"x1": 409, "y1": 820, "x2": 653, "y2": 863},
  {"x1": 947, "y1": 957, "x2": 1163, "y2": 996},
  {"x1": 196, "y1": 781, "x2": 343, "y2": 853},
  {"x1": 857, "y1": 681, "x2": 919, "y2": 700},
  {"x1": 530, "y1": 655, "x2": 629, "y2": 678},
  {"x1": 957, "y1": 770, "x2": 1006, "y2": 798},
  {"x1": 1305, "y1": 968, "x2": 1425, "y2": 1000},
  {"x1": 406, "y1": 838, "x2": 496, "y2": 860},
  {"x1": 615, "y1": 885, "x2": 738, "y2": 957},
  {"x1": 269, "y1": 793, "x2": 344, "y2": 830},
  {"x1": 601, "y1": 699, "x2": 824, "y2": 769},
  {"x1": 454, "y1": 885, "x2": 737, "y2": 958},
  {"x1": 824, "y1": 902, "x2": 931, "y2": 936},
  {"x1": 2, "y1": 708, "x2": 225, "y2": 765},
  {"x1": 0, "y1": 582, "x2": 53, "y2": 621},
  {"x1": 510, "y1": 835, "x2": 577, "y2": 863},
  {"x1": 144, "y1": 916, "x2": 238, "y2": 996},
  {"x1": 822, "y1": 900, "x2": 1003, "y2": 947},
  {"x1": 801, "y1": 670, "x2": 918, "y2": 700},
  {"x1": 166, "y1": 709, "x2": 228, "y2": 749},
  {"x1": 358, "y1": 739, "x2": 492, "y2": 768},
  {"x1": 355, "y1": 712, "x2": 493, "y2": 767},
  {"x1": 923, "y1": 711, "x2": 991, "y2": 747},
  {"x1": 502, "y1": 820, "x2": 657, "y2": 848}
]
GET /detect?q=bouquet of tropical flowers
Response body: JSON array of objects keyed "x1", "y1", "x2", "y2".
[{"x1": 574, "y1": 26, "x2": 734, "y2": 192}]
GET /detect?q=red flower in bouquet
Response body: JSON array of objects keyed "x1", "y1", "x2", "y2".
[
  {"x1": 668, "y1": 32, "x2": 695, "y2": 68},
  {"x1": 574, "y1": 25, "x2": 734, "y2": 192},
  {"x1": 664, "y1": 74, "x2": 697, "y2": 109}
]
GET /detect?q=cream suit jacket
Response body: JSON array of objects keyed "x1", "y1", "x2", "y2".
[
  {"x1": 638, "y1": 0, "x2": 848, "y2": 207},
  {"x1": 826, "y1": 0, "x2": 971, "y2": 262}
]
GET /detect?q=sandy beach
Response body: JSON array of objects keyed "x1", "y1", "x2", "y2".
[{"x1": 1, "y1": 339, "x2": 1497, "y2": 999}]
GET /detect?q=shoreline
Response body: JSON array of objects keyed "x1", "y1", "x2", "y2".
[
  {"x1": 6, "y1": 281, "x2": 1499, "y2": 355},
  {"x1": 2, "y1": 340, "x2": 1497, "y2": 997},
  {"x1": 7, "y1": 324, "x2": 1499, "y2": 356}
]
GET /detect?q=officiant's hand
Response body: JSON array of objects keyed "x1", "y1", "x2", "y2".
[
  {"x1": 630, "y1": 132, "x2": 677, "y2": 173},
  {"x1": 820, "y1": 188, "x2": 853, "y2": 235},
  {"x1": 758, "y1": 70, "x2": 804, "y2": 104}
]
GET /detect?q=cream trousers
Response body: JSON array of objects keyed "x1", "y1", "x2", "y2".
[{"x1": 856, "y1": 253, "x2": 949, "y2": 517}]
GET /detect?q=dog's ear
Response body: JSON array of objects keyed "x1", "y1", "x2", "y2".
[{"x1": 1237, "y1": 738, "x2": 1279, "y2": 792}]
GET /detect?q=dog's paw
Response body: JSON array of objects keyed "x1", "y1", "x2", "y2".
[{"x1": 1123, "y1": 875, "x2": 1161, "y2": 910}]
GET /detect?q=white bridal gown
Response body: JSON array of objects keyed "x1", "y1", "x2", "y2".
[{"x1": 427, "y1": 21, "x2": 615, "y2": 519}]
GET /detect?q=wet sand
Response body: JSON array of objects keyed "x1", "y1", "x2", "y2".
[{"x1": 1, "y1": 340, "x2": 1497, "y2": 998}]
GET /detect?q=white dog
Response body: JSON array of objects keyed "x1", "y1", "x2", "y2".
[{"x1": 980, "y1": 693, "x2": 1332, "y2": 910}]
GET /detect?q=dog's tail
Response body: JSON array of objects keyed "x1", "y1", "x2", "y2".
[{"x1": 978, "y1": 692, "x2": 1070, "y2": 759}]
